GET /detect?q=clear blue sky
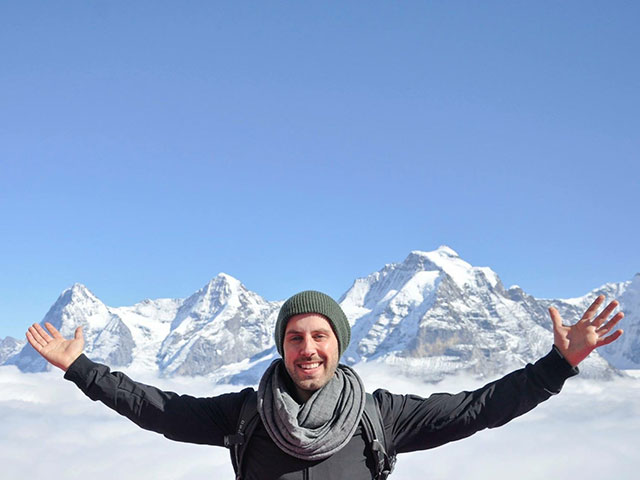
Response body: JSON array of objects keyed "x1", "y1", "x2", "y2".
[{"x1": 1, "y1": 1, "x2": 638, "y2": 339}]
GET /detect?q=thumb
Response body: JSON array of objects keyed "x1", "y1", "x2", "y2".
[{"x1": 74, "y1": 326, "x2": 84, "y2": 340}]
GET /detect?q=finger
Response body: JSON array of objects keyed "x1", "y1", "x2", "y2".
[
  {"x1": 74, "y1": 326, "x2": 83, "y2": 340},
  {"x1": 45, "y1": 322, "x2": 64, "y2": 339},
  {"x1": 596, "y1": 329, "x2": 623, "y2": 348},
  {"x1": 592, "y1": 300, "x2": 620, "y2": 328},
  {"x1": 28, "y1": 324, "x2": 49, "y2": 347},
  {"x1": 581, "y1": 295, "x2": 605, "y2": 322},
  {"x1": 549, "y1": 306, "x2": 564, "y2": 330},
  {"x1": 25, "y1": 330, "x2": 43, "y2": 352},
  {"x1": 33, "y1": 323, "x2": 53, "y2": 342},
  {"x1": 597, "y1": 312, "x2": 624, "y2": 335}
]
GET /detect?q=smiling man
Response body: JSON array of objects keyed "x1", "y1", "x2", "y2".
[
  {"x1": 282, "y1": 313, "x2": 340, "y2": 399},
  {"x1": 275, "y1": 291, "x2": 349, "y2": 402},
  {"x1": 26, "y1": 290, "x2": 624, "y2": 479}
]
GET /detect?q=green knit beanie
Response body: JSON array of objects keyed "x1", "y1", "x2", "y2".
[{"x1": 275, "y1": 290, "x2": 351, "y2": 359}]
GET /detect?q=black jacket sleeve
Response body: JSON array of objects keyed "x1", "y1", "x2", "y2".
[
  {"x1": 374, "y1": 346, "x2": 579, "y2": 453},
  {"x1": 64, "y1": 354, "x2": 252, "y2": 446}
]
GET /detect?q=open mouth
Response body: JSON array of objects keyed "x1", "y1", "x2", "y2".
[{"x1": 297, "y1": 362, "x2": 323, "y2": 373}]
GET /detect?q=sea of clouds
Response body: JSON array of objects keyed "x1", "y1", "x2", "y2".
[{"x1": 1, "y1": 362, "x2": 638, "y2": 480}]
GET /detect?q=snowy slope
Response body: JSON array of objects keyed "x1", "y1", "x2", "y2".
[{"x1": 111, "y1": 297, "x2": 183, "y2": 372}]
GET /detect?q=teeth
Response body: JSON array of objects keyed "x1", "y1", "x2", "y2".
[{"x1": 300, "y1": 363, "x2": 321, "y2": 369}]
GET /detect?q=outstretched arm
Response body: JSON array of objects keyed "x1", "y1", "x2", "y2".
[
  {"x1": 26, "y1": 322, "x2": 242, "y2": 446},
  {"x1": 550, "y1": 295, "x2": 624, "y2": 367},
  {"x1": 26, "y1": 322, "x2": 84, "y2": 372}
]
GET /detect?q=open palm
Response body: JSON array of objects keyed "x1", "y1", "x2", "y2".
[
  {"x1": 26, "y1": 322, "x2": 84, "y2": 372},
  {"x1": 549, "y1": 295, "x2": 624, "y2": 367}
]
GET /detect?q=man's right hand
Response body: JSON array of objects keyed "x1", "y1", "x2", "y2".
[{"x1": 26, "y1": 322, "x2": 84, "y2": 372}]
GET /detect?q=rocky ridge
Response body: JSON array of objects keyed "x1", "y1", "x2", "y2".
[{"x1": 3, "y1": 247, "x2": 638, "y2": 382}]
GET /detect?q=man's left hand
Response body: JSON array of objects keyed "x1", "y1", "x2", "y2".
[{"x1": 549, "y1": 295, "x2": 624, "y2": 367}]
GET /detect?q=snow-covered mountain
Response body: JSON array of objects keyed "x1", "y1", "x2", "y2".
[
  {"x1": 157, "y1": 273, "x2": 280, "y2": 376},
  {"x1": 340, "y1": 248, "x2": 622, "y2": 380},
  {"x1": 4, "y1": 247, "x2": 638, "y2": 381},
  {"x1": 7, "y1": 284, "x2": 130, "y2": 372},
  {"x1": 6, "y1": 283, "x2": 183, "y2": 373},
  {"x1": 0, "y1": 336, "x2": 25, "y2": 365},
  {"x1": 110, "y1": 296, "x2": 184, "y2": 372},
  {"x1": 543, "y1": 273, "x2": 640, "y2": 370}
]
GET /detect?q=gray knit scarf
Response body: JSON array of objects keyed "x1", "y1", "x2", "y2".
[{"x1": 257, "y1": 359, "x2": 366, "y2": 461}]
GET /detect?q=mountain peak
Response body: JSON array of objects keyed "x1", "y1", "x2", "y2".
[
  {"x1": 436, "y1": 245, "x2": 459, "y2": 257},
  {"x1": 54, "y1": 283, "x2": 100, "y2": 308},
  {"x1": 203, "y1": 273, "x2": 243, "y2": 294},
  {"x1": 405, "y1": 246, "x2": 467, "y2": 269},
  {"x1": 407, "y1": 245, "x2": 459, "y2": 261},
  {"x1": 402, "y1": 247, "x2": 500, "y2": 290},
  {"x1": 70, "y1": 282, "x2": 93, "y2": 295},
  {"x1": 215, "y1": 272, "x2": 241, "y2": 284},
  {"x1": 178, "y1": 273, "x2": 249, "y2": 319}
]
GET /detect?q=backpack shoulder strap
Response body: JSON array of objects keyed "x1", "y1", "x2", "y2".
[
  {"x1": 224, "y1": 390, "x2": 260, "y2": 480},
  {"x1": 361, "y1": 393, "x2": 397, "y2": 480},
  {"x1": 224, "y1": 391, "x2": 397, "y2": 480}
]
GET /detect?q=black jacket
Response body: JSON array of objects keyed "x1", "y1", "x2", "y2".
[{"x1": 64, "y1": 347, "x2": 577, "y2": 479}]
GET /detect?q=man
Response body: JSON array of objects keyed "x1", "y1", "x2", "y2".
[{"x1": 26, "y1": 290, "x2": 623, "y2": 479}]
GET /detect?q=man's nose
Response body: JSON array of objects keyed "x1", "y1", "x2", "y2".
[{"x1": 300, "y1": 335, "x2": 315, "y2": 355}]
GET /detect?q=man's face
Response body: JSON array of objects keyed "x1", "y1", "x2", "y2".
[{"x1": 283, "y1": 313, "x2": 340, "y2": 402}]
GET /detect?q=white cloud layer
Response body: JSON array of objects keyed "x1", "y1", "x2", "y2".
[{"x1": 2, "y1": 364, "x2": 639, "y2": 480}]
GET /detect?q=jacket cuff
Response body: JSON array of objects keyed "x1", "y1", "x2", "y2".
[
  {"x1": 534, "y1": 346, "x2": 579, "y2": 394},
  {"x1": 63, "y1": 353, "x2": 99, "y2": 388}
]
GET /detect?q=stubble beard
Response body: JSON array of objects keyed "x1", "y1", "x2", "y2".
[{"x1": 286, "y1": 357, "x2": 339, "y2": 399}]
